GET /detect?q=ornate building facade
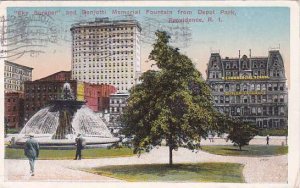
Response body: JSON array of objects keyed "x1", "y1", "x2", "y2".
[{"x1": 206, "y1": 50, "x2": 288, "y2": 129}]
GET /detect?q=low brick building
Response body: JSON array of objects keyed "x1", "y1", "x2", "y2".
[
  {"x1": 23, "y1": 71, "x2": 117, "y2": 120},
  {"x1": 5, "y1": 92, "x2": 24, "y2": 129}
]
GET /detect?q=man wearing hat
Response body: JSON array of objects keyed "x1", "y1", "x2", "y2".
[
  {"x1": 24, "y1": 133, "x2": 39, "y2": 176},
  {"x1": 74, "y1": 133, "x2": 85, "y2": 160}
]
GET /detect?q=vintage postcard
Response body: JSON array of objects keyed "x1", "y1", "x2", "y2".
[{"x1": 0, "y1": 1, "x2": 299, "y2": 188}]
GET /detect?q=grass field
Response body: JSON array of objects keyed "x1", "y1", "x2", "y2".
[
  {"x1": 201, "y1": 145, "x2": 288, "y2": 157},
  {"x1": 86, "y1": 162, "x2": 244, "y2": 182},
  {"x1": 5, "y1": 147, "x2": 134, "y2": 160}
]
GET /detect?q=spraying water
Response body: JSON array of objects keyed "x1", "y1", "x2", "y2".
[{"x1": 16, "y1": 82, "x2": 117, "y2": 147}]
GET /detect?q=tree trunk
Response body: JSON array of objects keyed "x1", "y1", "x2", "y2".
[
  {"x1": 169, "y1": 144, "x2": 173, "y2": 166},
  {"x1": 169, "y1": 135, "x2": 173, "y2": 166},
  {"x1": 239, "y1": 145, "x2": 242, "y2": 151}
]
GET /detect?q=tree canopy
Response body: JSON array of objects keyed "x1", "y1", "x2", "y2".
[
  {"x1": 227, "y1": 119, "x2": 258, "y2": 150},
  {"x1": 121, "y1": 31, "x2": 227, "y2": 165}
]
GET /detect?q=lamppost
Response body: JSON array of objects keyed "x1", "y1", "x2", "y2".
[{"x1": 4, "y1": 118, "x2": 8, "y2": 138}]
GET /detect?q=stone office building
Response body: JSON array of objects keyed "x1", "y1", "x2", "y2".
[
  {"x1": 206, "y1": 50, "x2": 288, "y2": 129},
  {"x1": 70, "y1": 17, "x2": 142, "y2": 93}
]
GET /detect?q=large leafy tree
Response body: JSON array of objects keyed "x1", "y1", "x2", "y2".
[
  {"x1": 121, "y1": 31, "x2": 223, "y2": 165},
  {"x1": 227, "y1": 119, "x2": 258, "y2": 150}
]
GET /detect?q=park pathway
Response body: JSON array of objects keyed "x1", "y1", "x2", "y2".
[{"x1": 4, "y1": 145, "x2": 287, "y2": 183}]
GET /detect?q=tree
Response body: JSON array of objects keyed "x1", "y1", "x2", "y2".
[
  {"x1": 121, "y1": 31, "x2": 223, "y2": 165},
  {"x1": 227, "y1": 119, "x2": 258, "y2": 150}
]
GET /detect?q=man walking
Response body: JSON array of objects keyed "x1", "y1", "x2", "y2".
[
  {"x1": 24, "y1": 133, "x2": 39, "y2": 176},
  {"x1": 74, "y1": 133, "x2": 85, "y2": 160},
  {"x1": 266, "y1": 135, "x2": 270, "y2": 145}
]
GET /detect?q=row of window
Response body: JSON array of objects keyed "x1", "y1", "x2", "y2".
[
  {"x1": 214, "y1": 94, "x2": 286, "y2": 104},
  {"x1": 6, "y1": 106, "x2": 18, "y2": 112},
  {"x1": 218, "y1": 106, "x2": 286, "y2": 116},
  {"x1": 73, "y1": 33, "x2": 135, "y2": 40},
  {"x1": 73, "y1": 45, "x2": 134, "y2": 52},
  {"x1": 211, "y1": 83, "x2": 285, "y2": 92},
  {"x1": 6, "y1": 116, "x2": 18, "y2": 123},
  {"x1": 73, "y1": 27, "x2": 135, "y2": 34},
  {"x1": 73, "y1": 38, "x2": 134, "y2": 45},
  {"x1": 4, "y1": 72, "x2": 31, "y2": 80},
  {"x1": 72, "y1": 69, "x2": 134, "y2": 74},
  {"x1": 109, "y1": 107, "x2": 124, "y2": 113},
  {"x1": 73, "y1": 50, "x2": 134, "y2": 56},
  {"x1": 74, "y1": 76, "x2": 134, "y2": 85},
  {"x1": 4, "y1": 66, "x2": 32, "y2": 76},
  {"x1": 6, "y1": 97, "x2": 18, "y2": 102},
  {"x1": 209, "y1": 70, "x2": 283, "y2": 79},
  {"x1": 222, "y1": 61, "x2": 267, "y2": 69},
  {"x1": 257, "y1": 119, "x2": 286, "y2": 129},
  {"x1": 73, "y1": 61, "x2": 134, "y2": 67},
  {"x1": 4, "y1": 84, "x2": 22, "y2": 91},
  {"x1": 110, "y1": 99, "x2": 126, "y2": 104}
]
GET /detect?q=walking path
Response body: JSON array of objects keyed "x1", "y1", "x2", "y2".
[{"x1": 4, "y1": 146, "x2": 287, "y2": 183}]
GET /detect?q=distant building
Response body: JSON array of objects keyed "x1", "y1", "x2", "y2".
[
  {"x1": 24, "y1": 80, "x2": 78, "y2": 120},
  {"x1": 38, "y1": 71, "x2": 71, "y2": 81},
  {"x1": 4, "y1": 60, "x2": 33, "y2": 93},
  {"x1": 5, "y1": 92, "x2": 24, "y2": 129},
  {"x1": 109, "y1": 93, "x2": 129, "y2": 130},
  {"x1": 70, "y1": 17, "x2": 142, "y2": 93},
  {"x1": 4, "y1": 61, "x2": 33, "y2": 129},
  {"x1": 206, "y1": 50, "x2": 288, "y2": 129},
  {"x1": 83, "y1": 83, "x2": 117, "y2": 112},
  {"x1": 23, "y1": 71, "x2": 116, "y2": 120}
]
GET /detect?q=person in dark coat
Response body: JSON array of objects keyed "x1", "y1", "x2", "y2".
[
  {"x1": 266, "y1": 135, "x2": 270, "y2": 145},
  {"x1": 24, "y1": 133, "x2": 39, "y2": 176},
  {"x1": 74, "y1": 133, "x2": 84, "y2": 160}
]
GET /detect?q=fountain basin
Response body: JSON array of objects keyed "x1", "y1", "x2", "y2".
[{"x1": 11, "y1": 134, "x2": 120, "y2": 149}]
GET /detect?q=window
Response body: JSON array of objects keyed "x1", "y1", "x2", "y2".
[
  {"x1": 280, "y1": 95, "x2": 284, "y2": 103},
  {"x1": 243, "y1": 96, "x2": 248, "y2": 103},
  {"x1": 273, "y1": 95, "x2": 278, "y2": 103},
  {"x1": 279, "y1": 83, "x2": 284, "y2": 91},
  {"x1": 243, "y1": 84, "x2": 247, "y2": 91},
  {"x1": 236, "y1": 96, "x2": 240, "y2": 103},
  {"x1": 225, "y1": 96, "x2": 229, "y2": 103},
  {"x1": 214, "y1": 96, "x2": 218, "y2": 103},
  {"x1": 220, "y1": 96, "x2": 224, "y2": 103},
  {"x1": 225, "y1": 84, "x2": 229, "y2": 91},
  {"x1": 236, "y1": 84, "x2": 240, "y2": 91},
  {"x1": 256, "y1": 84, "x2": 261, "y2": 91},
  {"x1": 268, "y1": 84, "x2": 272, "y2": 91},
  {"x1": 219, "y1": 85, "x2": 224, "y2": 92},
  {"x1": 257, "y1": 107, "x2": 262, "y2": 114}
]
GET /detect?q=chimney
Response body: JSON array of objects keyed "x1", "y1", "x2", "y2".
[
  {"x1": 249, "y1": 49, "x2": 252, "y2": 71},
  {"x1": 238, "y1": 50, "x2": 241, "y2": 76}
]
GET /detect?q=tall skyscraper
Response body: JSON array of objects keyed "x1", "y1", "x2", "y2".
[{"x1": 70, "y1": 17, "x2": 141, "y2": 93}]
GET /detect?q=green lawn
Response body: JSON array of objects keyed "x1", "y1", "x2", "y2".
[
  {"x1": 201, "y1": 145, "x2": 288, "y2": 157},
  {"x1": 86, "y1": 163, "x2": 244, "y2": 182},
  {"x1": 5, "y1": 147, "x2": 134, "y2": 160}
]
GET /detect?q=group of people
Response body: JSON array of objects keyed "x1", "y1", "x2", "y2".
[{"x1": 23, "y1": 133, "x2": 85, "y2": 176}]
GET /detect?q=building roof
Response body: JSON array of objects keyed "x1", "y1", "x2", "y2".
[
  {"x1": 37, "y1": 71, "x2": 71, "y2": 81},
  {"x1": 4, "y1": 60, "x2": 33, "y2": 70},
  {"x1": 70, "y1": 18, "x2": 142, "y2": 31}
]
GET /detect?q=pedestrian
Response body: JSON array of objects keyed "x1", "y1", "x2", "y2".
[
  {"x1": 266, "y1": 135, "x2": 270, "y2": 145},
  {"x1": 74, "y1": 133, "x2": 85, "y2": 160},
  {"x1": 24, "y1": 133, "x2": 39, "y2": 176}
]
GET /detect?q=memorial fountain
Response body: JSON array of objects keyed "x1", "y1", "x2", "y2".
[{"x1": 13, "y1": 82, "x2": 120, "y2": 149}]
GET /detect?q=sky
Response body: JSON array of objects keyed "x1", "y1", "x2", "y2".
[{"x1": 5, "y1": 6, "x2": 290, "y2": 81}]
